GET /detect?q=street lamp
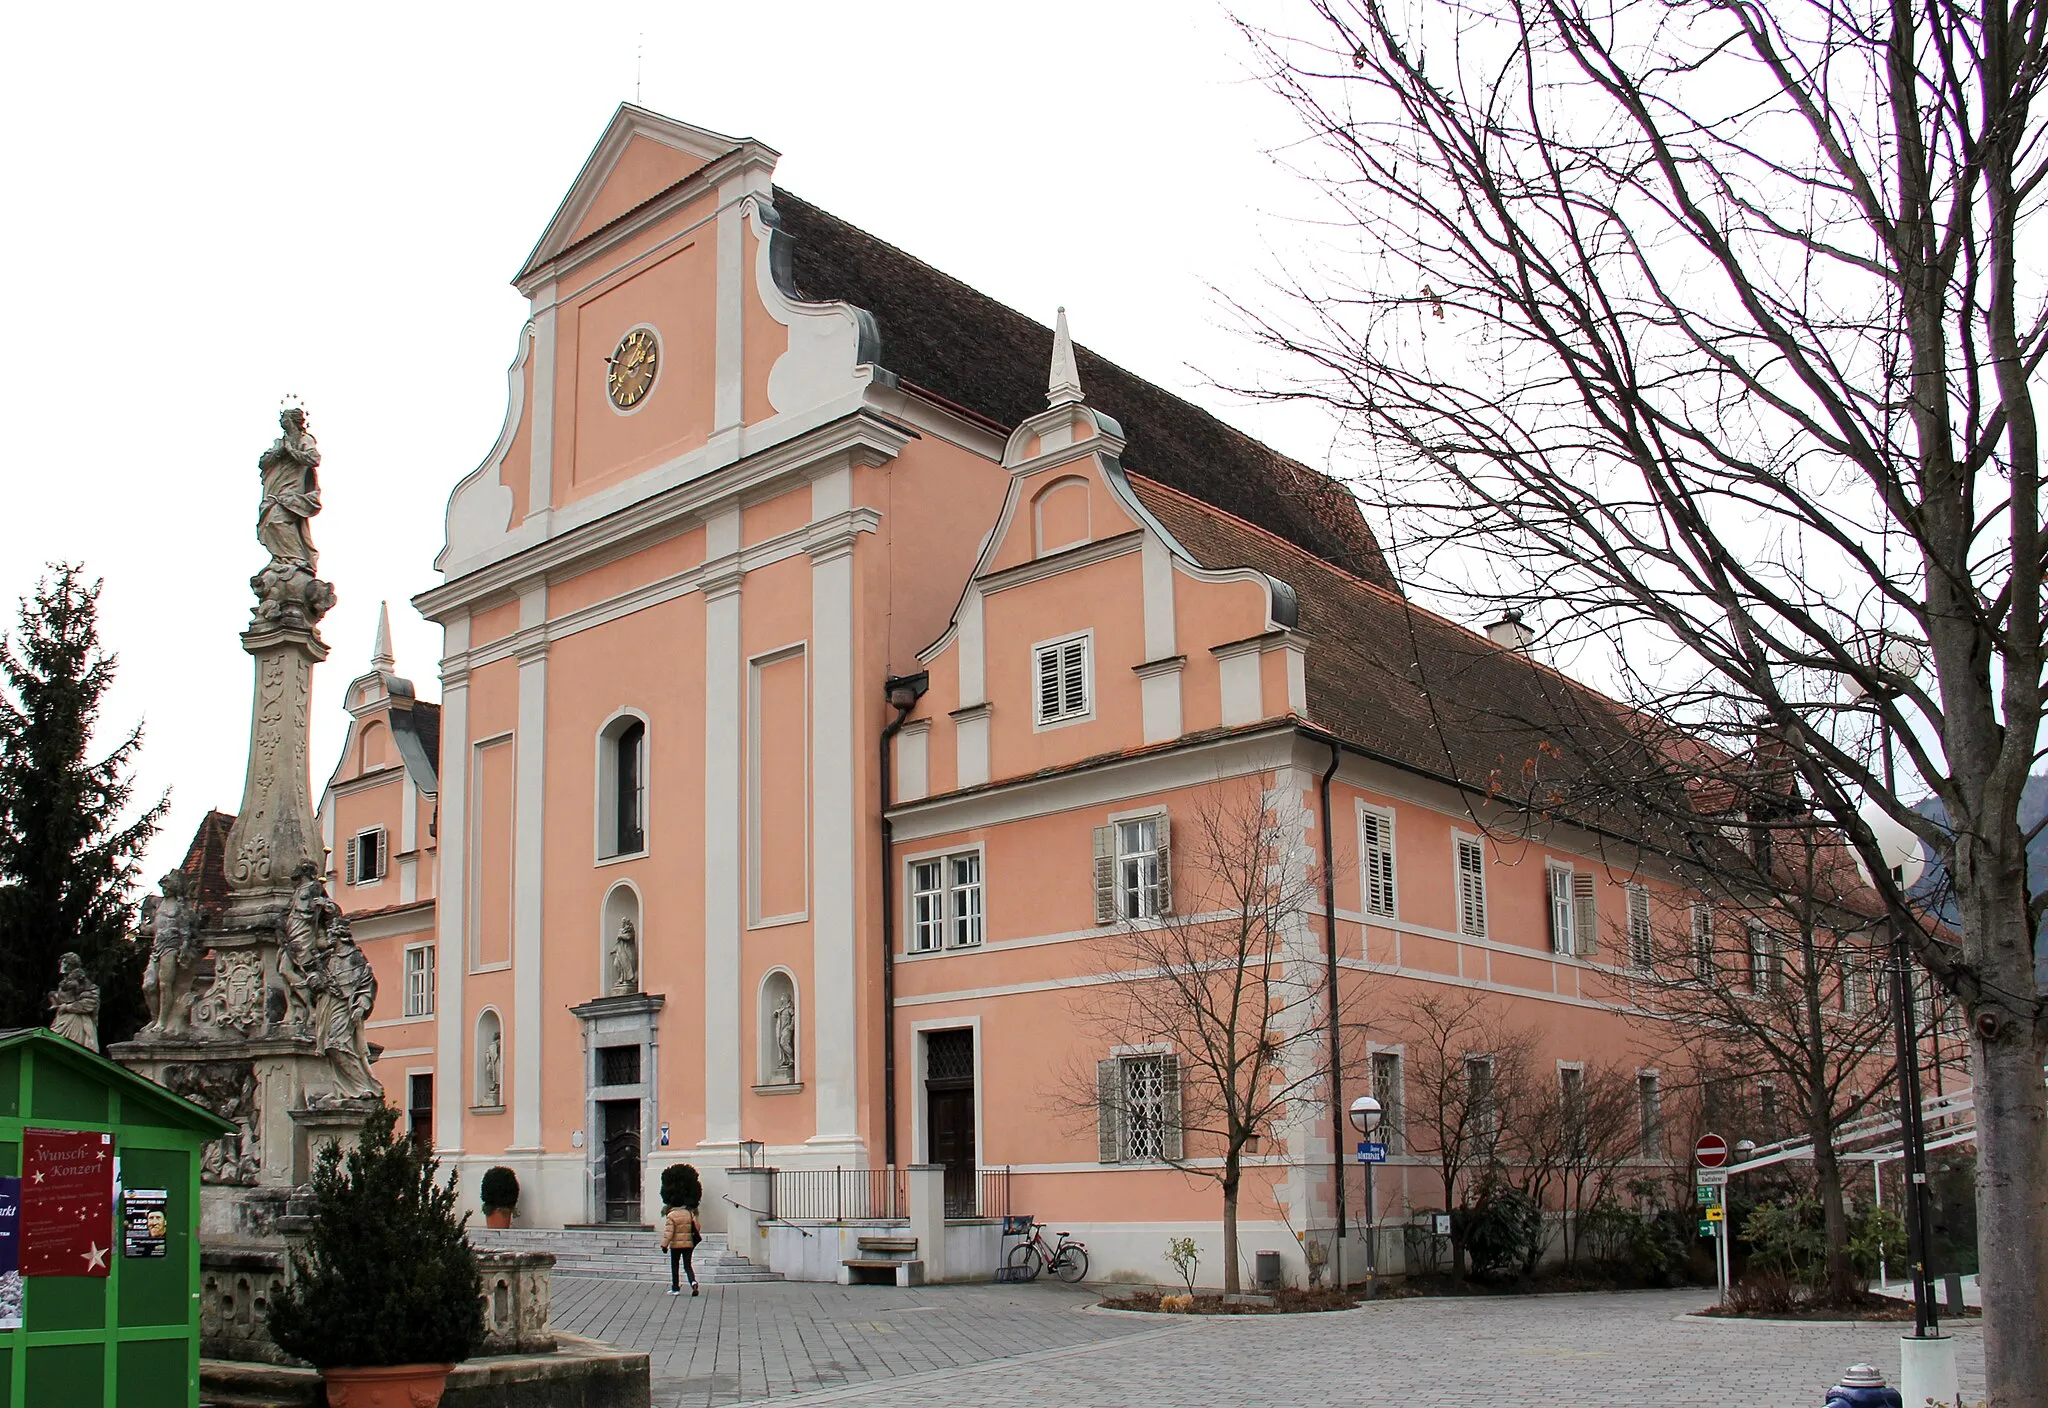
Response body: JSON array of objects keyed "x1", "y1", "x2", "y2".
[{"x1": 1349, "y1": 1096, "x2": 1383, "y2": 1295}]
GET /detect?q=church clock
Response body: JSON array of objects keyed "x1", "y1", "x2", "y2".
[{"x1": 605, "y1": 327, "x2": 659, "y2": 409}]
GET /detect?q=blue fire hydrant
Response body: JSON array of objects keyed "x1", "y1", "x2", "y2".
[{"x1": 1825, "y1": 1364, "x2": 1902, "y2": 1408}]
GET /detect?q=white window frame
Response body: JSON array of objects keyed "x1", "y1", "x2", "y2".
[
  {"x1": 1558, "y1": 1061, "x2": 1588, "y2": 1156},
  {"x1": 1748, "y1": 921, "x2": 1780, "y2": 995},
  {"x1": 1359, "y1": 803, "x2": 1397, "y2": 920},
  {"x1": 1107, "y1": 1049, "x2": 1179, "y2": 1163},
  {"x1": 594, "y1": 710, "x2": 651, "y2": 863},
  {"x1": 1031, "y1": 630, "x2": 1094, "y2": 728},
  {"x1": 1547, "y1": 861, "x2": 1577, "y2": 954},
  {"x1": 1369, "y1": 1047, "x2": 1405, "y2": 1154},
  {"x1": 402, "y1": 943, "x2": 435, "y2": 1017},
  {"x1": 1690, "y1": 902, "x2": 1715, "y2": 982},
  {"x1": 1115, "y1": 813, "x2": 1167, "y2": 921},
  {"x1": 1626, "y1": 884, "x2": 1654, "y2": 969},
  {"x1": 904, "y1": 845, "x2": 986, "y2": 953},
  {"x1": 346, "y1": 827, "x2": 387, "y2": 886},
  {"x1": 1464, "y1": 1053, "x2": 1498, "y2": 1154},
  {"x1": 1453, "y1": 833, "x2": 1488, "y2": 938}
]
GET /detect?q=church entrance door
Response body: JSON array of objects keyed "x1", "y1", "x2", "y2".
[{"x1": 600, "y1": 1099, "x2": 642, "y2": 1223}]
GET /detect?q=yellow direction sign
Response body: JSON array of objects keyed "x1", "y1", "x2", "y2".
[{"x1": 1705, "y1": 1205, "x2": 1725, "y2": 1223}]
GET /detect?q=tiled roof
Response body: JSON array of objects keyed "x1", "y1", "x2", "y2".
[
  {"x1": 769, "y1": 190, "x2": 1397, "y2": 591},
  {"x1": 1127, "y1": 474, "x2": 1684, "y2": 847},
  {"x1": 179, "y1": 810, "x2": 235, "y2": 908}
]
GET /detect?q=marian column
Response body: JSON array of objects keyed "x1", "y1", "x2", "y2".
[{"x1": 115, "y1": 406, "x2": 382, "y2": 1244}]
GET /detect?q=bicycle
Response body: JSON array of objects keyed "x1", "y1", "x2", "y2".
[{"x1": 1005, "y1": 1223, "x2": 1090, "y2": 1283}]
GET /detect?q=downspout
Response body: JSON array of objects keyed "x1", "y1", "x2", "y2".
[
  {"x1": 878, "y1": 673, "x2": 928, "y2": 1170},
  {"x1": 1319, "y1": 738, "x2": 1347, "y2": 1289}
]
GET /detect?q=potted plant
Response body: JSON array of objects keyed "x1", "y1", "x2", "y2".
[
  {"x1": 268, "y1": 1105, "x2": 484, "y2": 1408},
  {"x1": 660, "y1": 1162, "x2": 702, "y2": 1212},
  {"x1": 480, "y1": 1165, "x2": 520, "y2": 1229}
]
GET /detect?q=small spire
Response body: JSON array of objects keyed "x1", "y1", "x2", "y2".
[
  {"x1": 1046, "y1": 307, "x2": 1085, "y2": 407},
  {"x1": 370, "y1": 601, "x2": 395, "y2": 672}
]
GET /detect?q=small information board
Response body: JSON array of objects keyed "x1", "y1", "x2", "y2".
[
  {"x1": 1696, "y1": 1185, "x2": 1715, "y2": 1205},
  {"x1": 1696, "y1": 1167, "x2": 1728, "y2": 1186},
  {"x1": 1355, "y1": 1141, "x2": 1387, "y2": 1164},
  {"x1": 1698, "y1": 1219, "x2": 1715, "y2": 1238},
  {"x1": 122, "y1": 1190, "x2": 168, "y2": 1259},
  {"x1": 1705, "y1": 1205, "x2": 1724, "y2": 1223}
]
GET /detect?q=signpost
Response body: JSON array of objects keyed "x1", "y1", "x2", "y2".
[
  {"x1": 1355, "y1": 1142, "x2": 1387, "y2": 1164},
  {"x1": 1696, "y1": 1134, "x2": 1733, "y2": 1302}
]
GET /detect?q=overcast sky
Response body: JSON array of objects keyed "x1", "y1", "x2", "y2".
[{"x1": 0, "y1": 0, "x2": 1364, "y2": 886}]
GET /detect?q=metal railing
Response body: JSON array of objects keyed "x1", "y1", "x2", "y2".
[
  {"x1": 768, "y1": 1166, "x2": 906, "y2": 1222},
  {"x1": 945, "y1": 1166, "x2": 1012, "y2": 1219}
]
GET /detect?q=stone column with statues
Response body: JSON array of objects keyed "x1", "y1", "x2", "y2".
[{"x1": 113, "y1": 405, "x2": 385, "y2": 1244}]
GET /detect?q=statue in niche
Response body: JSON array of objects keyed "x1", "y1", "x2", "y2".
[
  {"x1": 48, "y1": 953, "x2": 99, "y2": 1051},
  {"x1": 609, "y1": 917, "x2": 638, "y2": 995},
  {"x1": 772, "y1": 992, "x2": 796, "y2": 1084},
  {"x1": 308, "y1": 916, "x2": 380, "y2": 1101},
  {"x1": 250, "y1": 406, "x2": 336, "y2": 628},
  {"x1": 277, "y1": 861, "x2": 339, "y2": 1035},
  {"x1": 481, "y1": 1029, "x2": 503, "y2": 1108},
  {"x1": 142, "y1": 868, "x2": 202, "y2": 1035}
]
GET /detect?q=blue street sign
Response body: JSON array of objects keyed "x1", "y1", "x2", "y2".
[{"x1": 1355, "y1": 1141, "x2": 1388, "y2": 1164}]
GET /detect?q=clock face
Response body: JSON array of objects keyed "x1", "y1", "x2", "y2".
[{"x1": 605, "y1": 327, "x2": 659, "y2": 410}]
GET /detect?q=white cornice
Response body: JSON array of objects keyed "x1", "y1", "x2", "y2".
[
  {"x1": 973, "y1": 531, "x2": 1142, "y2": 596},
  {"x1": 415, "y1": 414, "x2": 908, "y2": 621}
]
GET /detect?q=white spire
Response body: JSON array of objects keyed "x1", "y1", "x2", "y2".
[
  {"x1": 371, "y1": 601, "x2": 395, "y2": 672},
  {"x1": 1046, "y1": 306, "x2": 1085, "y2": 407}
]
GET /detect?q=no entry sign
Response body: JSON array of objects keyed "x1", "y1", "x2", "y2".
[{"x1": 1695, "y1": 1133, "x2": 1729, "y2": 1169}]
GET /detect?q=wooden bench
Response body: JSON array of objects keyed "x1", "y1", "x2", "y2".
[{"x1": 839, "y1": 1234, "x2": 923, "y2": 1286}]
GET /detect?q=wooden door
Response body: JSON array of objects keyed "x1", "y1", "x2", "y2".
[{"x1": 601, "y1": 1099, "x2": 642, "y2": 1223}]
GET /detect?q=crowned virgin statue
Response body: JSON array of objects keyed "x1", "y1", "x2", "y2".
[{"x1": 256, "y1": 406, "x2": 322, "y2": 571}]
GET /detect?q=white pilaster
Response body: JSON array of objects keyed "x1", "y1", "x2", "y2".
[
  {"x1": 1215, "y1": 639, "x2": 1264, "y2": 727},
  {"x1": 1141, "y1": 534, "x2": 1177, "y2": 661},
  {"x1": 702, "y1": 507, "x2": 745, "y2": 1150},
  {"x1": 528, "y1": 291, "x2": 557, "y2": 524},
  {"x1": 714, "y1": 200, "x2": 745, "y2": 434},
  {"x1": 808, "y1": 466, "x2": 861, "y2": 1151},
  {"x1": 511, "y1": 585, "x2": 549, "y2": 1150},
  {"x1": 434, "y1": 614, "x2": 473, "y2": 1155}
]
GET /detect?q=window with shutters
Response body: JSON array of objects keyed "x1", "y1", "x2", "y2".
[
  {"x1": 1464, "y1": 1055, "x2": 1498, "y2": 1155},
  {"x1": 906, "y1": 849, "x2": 984, "y2": 953},
  {"x1": 1560, "y1": 1065, "x2": 1587, "y2": 1157},
  {"x1": 402, "y1": 943, "x2": 435, "y2": 1017},
  {"x1": 1360, "y1": 805, "x2": 1397, "y2": 919},
  {"x1": 1096, "y1": 1051, "x2": 1182, "y2": 1163},
  {"x1": 1454, "y1": 835, "x2": 1487, "y2": 938},
  {"x1": 1093, "y1": 814, "x2": 1170, "y2": 923},
  {"x1": 1032, "y1": 632, "x2": 1092, "y2": 726},
  {"x1": 346, "y1": 827, "x2": 387, "y2": 886},
  {"x1": 1371, "y1": 1050, "x2": 1404, "y2": 1153},
  {"x1": 1546, "y1": 863, "x2": 1599, "y2": 956},
  {"x1": 1637, "y1": 1072, "x2": 1663, "y2": 1158},
  {"x1": 1747, "y1": 922, "x2": 1780, "y2": 995},
  {"x1": 1627, "y1": 884, "x2": 1653, "y2": 969},
  {"x1": 1690, "y1": 902, "x2": 1715, "y2": 982}
]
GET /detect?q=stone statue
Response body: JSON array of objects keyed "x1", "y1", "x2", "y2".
[
  {"x1": 249, "y1": 406, "x2": 336, "y2": 629},
  {"x1": 773, "y1": 993, "x2": 796, "y2": 1084},
  {"x1": 142, "y1": 869, "x2": 202, "y2": 1035},
  {"x1": 276, "y1": 862, "x2": 339, "y2": 1035},
  {"x1": 164, "y1": 1062, "x2": 260, "y2": 1186},
  {"x1": 482, "y1": 1029, "x2": 503, "y2": 1107},
  {"x1": 609, "y1": 917, "x2": 638, "y2": 995},
  {"x1": 48, "y1": 953, "x2": 99, "y2": 1050},
  {"x1": 309, "y1": 917, "x2": 379, "y2": 1100}
]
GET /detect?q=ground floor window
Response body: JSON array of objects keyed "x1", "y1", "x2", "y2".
[{"x1": 1096, "y1": 1051, "x2": 1182, "y2": 1163}]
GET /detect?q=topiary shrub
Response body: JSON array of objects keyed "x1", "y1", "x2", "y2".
[
  {"x1": 480, "y1": 1165, "x2": 520, "y2": 1213},
  {"x1": 268, "y1": 1105, "x2": 484, "y2": 1370},
  {"x1": 660, "y1": 1162, "x2": 702, "y2": 1211}
]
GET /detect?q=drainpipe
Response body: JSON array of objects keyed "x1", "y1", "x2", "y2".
[
  {"x1": 878, "y1": 673, "x2": 928, "y2": 1170},
  {"x1": 1319, "y1": 738, "x2": 1347, "y2": 1292}
]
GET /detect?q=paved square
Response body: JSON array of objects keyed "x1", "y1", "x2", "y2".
[{"x1": 550, "y1": 1276, "x2": 1987, "y2": 1407}]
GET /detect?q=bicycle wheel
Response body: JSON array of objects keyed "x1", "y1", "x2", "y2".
[
  {"x1": 1007, "y1": 1240, "x2": 1045, "y2": 1281},
  {"x1": 1052, "y1": 1243, "x2": 1089, "y2": 1283}
]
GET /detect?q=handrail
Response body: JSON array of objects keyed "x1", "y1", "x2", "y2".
[{"x1": 722, "y1": 1193, "x2": 815, "y2": 1237}]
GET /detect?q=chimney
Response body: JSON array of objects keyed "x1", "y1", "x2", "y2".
[{"x1": 1485, "y1": 608, "x2": 1533, "y2": 652}]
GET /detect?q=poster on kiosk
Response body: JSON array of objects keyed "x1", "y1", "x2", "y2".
[{"x1": 20, "y1": 1128, "x2": 115, "y2": 1278}]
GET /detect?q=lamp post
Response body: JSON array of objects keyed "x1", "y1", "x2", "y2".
[{"x1": 1349, "y1": 1094, "x2": 1383, "y2": 1296}]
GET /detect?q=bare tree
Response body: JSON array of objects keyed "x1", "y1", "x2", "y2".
[
  {"x1": 1236, "y1": 2, "x2": 2047, "y2": 1393},
  {"x1": 1395, "y1": 989, "x2": 1538, "y2": 1277},
  {"x1": 1065, "y1": 782, "x2": 1348, "y2": 1293},
  {"x1": 1517, "y1": 1058, "x2": 1643, "y2": 1267},
  {"x1": 1626, "y1": 822, "x2": 1899, "y2": 1302}
]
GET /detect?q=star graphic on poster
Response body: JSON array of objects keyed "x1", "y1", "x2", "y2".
[
  {"x1": 96, "y1": 1150, "x2": 107, "y2": 1161},
  {"x1": 29, "y1": 1171, "x2": 42, "y2": 1185},
  {"x1": 83, "y1": 1244, "x2": 107, "y2": 1272}
]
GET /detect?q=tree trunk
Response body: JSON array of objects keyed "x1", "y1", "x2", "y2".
[
  {"x1": 1221, "y1": 1161, "x2": 1241, "y2": 1294},
  {"x1": 1811, "y1": 1132, "x2": 1857, "y2": 1305},
  {"x1": 1970, "y1": 1010, "x2": 2048, "y2": 1408}
]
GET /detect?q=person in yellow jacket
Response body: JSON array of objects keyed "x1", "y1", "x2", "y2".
[{"x1": 660, "y1": 1200, "x2": 703, "y2": 1295}]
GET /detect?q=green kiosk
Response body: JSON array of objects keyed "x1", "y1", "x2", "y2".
[{"x1": 0, "y1": 1028, "x2": 232, "y2": 1408}]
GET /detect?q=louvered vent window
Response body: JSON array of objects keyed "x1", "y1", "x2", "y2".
[
  {"x1": 1033, "y1": 635, "x2": 1091, "y2": 725},
  {"x1": 1455, "y1": 836, "x2": 1488, "y2": 938},
  {"x1": 1361, "y1": 806, "x2": 1397, "y2": 919}
]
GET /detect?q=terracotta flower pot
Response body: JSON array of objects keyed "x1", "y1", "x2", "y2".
[
  {"x1": 321, "y1": 1363, "x2": 455, "y2": 1408},
  {"x1": 485, "y1": 1207, "x2": 513, "y2": 1229}
]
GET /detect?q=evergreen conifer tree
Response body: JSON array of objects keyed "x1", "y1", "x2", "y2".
[{"x1": 0, "y1": 566, "x2": 164, "y2": 1043}]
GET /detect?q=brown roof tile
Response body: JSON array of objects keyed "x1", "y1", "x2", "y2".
[
  {"x1": 179, "y1": 810, "x2": 235, "y2": 908},
  {"x1": 768, "y1": 190, "x2": 1397, "y2": 591}
]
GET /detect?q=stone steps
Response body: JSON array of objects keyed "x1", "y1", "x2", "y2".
[{"x1": 470, "y1": 1227, "x2": 784, "y2": 1282}]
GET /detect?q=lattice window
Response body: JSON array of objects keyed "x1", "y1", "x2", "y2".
[
  {"x1": 1124, "y1": 1056, "x2": 1166, "y2": 1161},
  {"x1": 925, "y1": 1028, "x2": 974, "y2": 1084},
  {"x1": 1371, "y1": 1050, "x2": 1404, "y2": 1153},
  {"x1": 598, "y1": 1044, "x2": 640, "y2": 1088}
]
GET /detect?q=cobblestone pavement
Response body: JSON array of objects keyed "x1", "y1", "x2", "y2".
[{"x1": 550, "y1": 1277, "x2": 1987, "y2": 1408}]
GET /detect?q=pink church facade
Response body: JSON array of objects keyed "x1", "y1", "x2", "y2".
[{"x1": 309, "y1": 105, "x2": 1709, "y2": 1281}]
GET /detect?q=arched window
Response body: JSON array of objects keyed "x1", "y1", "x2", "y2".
[
  {"x1": 759, "y1": 970, "x2": 799, "y2": 1086},
  {"x1": 596, "y1": 713, "x2": 649, "y2": 859},
  {"x1": 358, "y1": 720, "x2": 393, "y2": 772},
  {"x1": 475, "y1": 1009, "x2": 504, "y2": 1109}
]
